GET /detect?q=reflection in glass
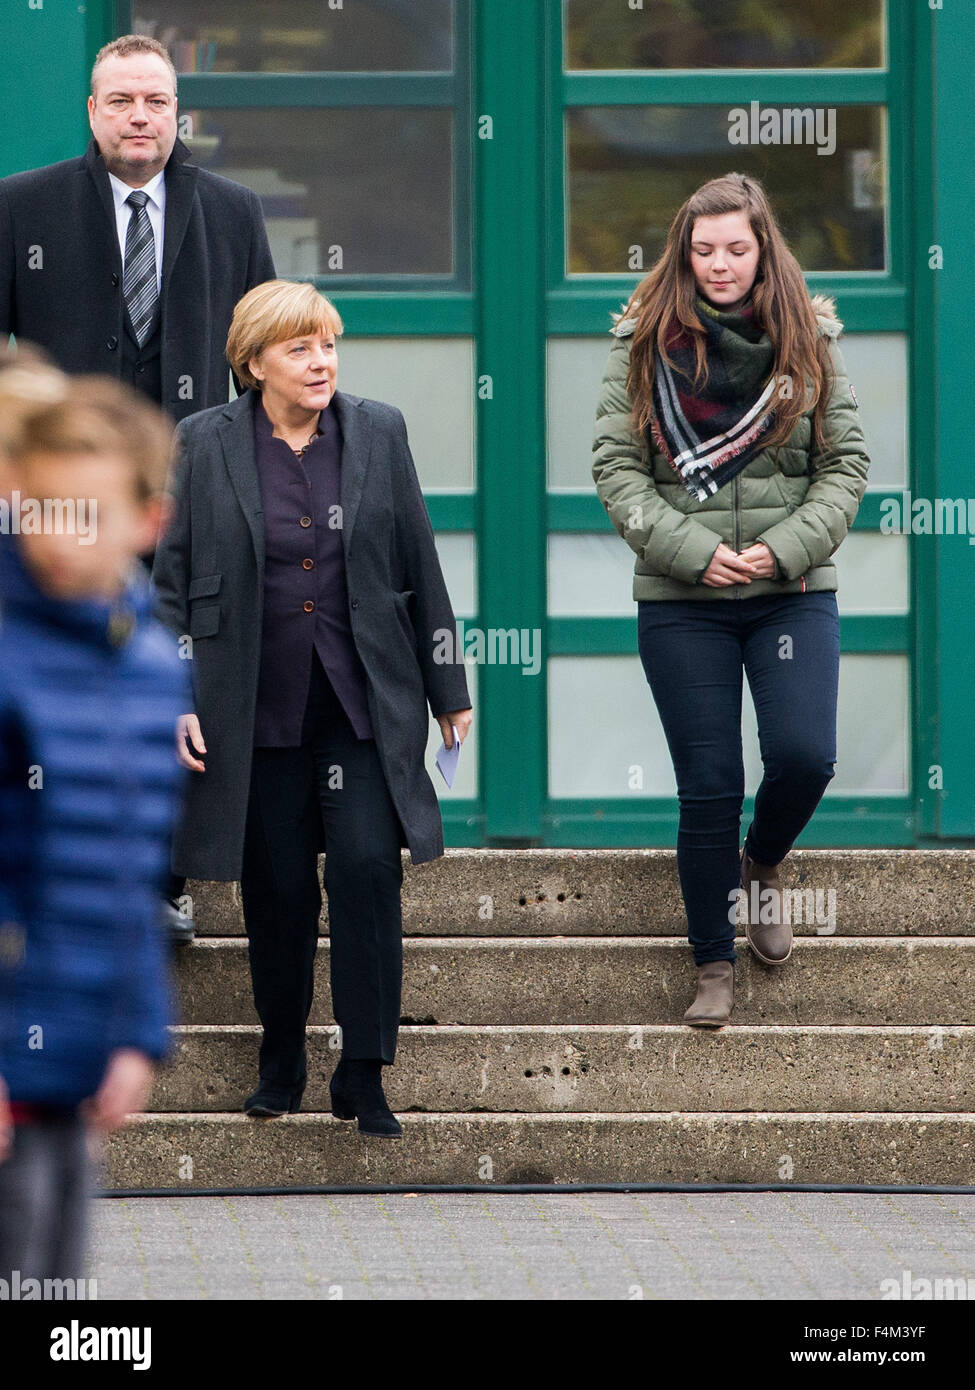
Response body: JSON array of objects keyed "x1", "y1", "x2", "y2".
[
  {"x1": 567, "y1": 105, "x2": 886, "y2": 273},
  {"x1": 565, "y1": 0, "x2": 883, "y2": 70},
  {"x1": 134, "y1": 0, "x2": 454, "y2": 72},
  {"x1": 181, "y1": 108, "x2": 453, "y2": 276}
]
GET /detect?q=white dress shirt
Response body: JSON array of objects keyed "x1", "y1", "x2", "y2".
[{"x1": 108, "y1": 168, "x2": 166, "y2": 295}]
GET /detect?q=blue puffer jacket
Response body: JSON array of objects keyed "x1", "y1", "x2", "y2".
[{"x1": 0, "y1": 535, "x2": 189, "y2": 1106}]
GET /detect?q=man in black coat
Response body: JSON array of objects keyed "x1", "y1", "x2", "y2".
[
  {"x1": 0, "y1": 34, "x2": 275, "y2": 423},
  {"x1": 0, "y1": 34, "x2": 276, "y2": 945}
]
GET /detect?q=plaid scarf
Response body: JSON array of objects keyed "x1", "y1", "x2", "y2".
[{"x1": 651, "y1": 296, "x2": 777, "y2": 501}]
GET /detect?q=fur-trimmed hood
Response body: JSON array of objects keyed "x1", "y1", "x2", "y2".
[
  {"x1": 610, "y1": 291, "x2": 843, "y2": 340},
  {"x1": 809, "y1": 293, "x2": 843, "y2": 339}
]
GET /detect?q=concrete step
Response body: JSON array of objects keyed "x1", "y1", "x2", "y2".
[
  {"x1": 102, "y1": 1112, "x2": 975, "y2": 1189},
  {"x1": 174, "y1": 937, "x2": 975, "y2": 1026},
  {"x1": 142, "y1": 850, "x2": 975, "y2": 1191},
  {"x1": 182, "y1": 849, "x2": 975, "y2": 938},
  {"x1": 151, "y1": 1025, "x2": 975, "y2": 1114}
]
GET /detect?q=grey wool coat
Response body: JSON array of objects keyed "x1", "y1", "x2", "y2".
[{"x1": 152, "y1": 388, "x2": 472, "y2": 881}]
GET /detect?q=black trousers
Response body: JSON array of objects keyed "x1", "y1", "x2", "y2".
[{"x1": 240, "y1": 657, "x2": 405, "y2": 1086}]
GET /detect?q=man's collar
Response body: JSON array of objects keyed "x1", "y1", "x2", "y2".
[{"x1": 107, "y1": 165, "x2": 166, "y2": 211}]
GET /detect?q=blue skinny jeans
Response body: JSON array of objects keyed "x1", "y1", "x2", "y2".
[{"x1": 637, "y1": 591, "x2": 840, "y2": 965}]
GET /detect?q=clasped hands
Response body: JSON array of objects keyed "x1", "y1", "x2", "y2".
[{"x1": 701, "y1": 541, "x2": 776, "y2": 588}]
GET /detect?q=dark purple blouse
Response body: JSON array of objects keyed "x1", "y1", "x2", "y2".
[{"x1": 251, "y1": 396, "x2": 374, "y2": 746}]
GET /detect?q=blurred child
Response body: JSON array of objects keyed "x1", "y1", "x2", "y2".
[{"x1": 0, "y1": 357, "x2": 189, "y2": 1289}]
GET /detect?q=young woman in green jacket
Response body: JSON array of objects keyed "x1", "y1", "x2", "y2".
[{"x1": 592, "y1": 173, "x2": 870, "y2": 1027}]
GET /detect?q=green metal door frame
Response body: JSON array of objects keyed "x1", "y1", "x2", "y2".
[
  {"x1": 473, "y1": 1, "x2": 548, "y2": 844},
  {"x1": 928, "y1": 1, "x2": 975, "y2": 840},
  {"x1": 2, "y1": 0, "x2": 959, "y2": 846},
  {"x1": 538, "y1": 0, "x2": 928, "y2": 848}
]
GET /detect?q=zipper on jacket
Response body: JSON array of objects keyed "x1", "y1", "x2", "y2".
[{"x1": 733, "y1": 476, "x2": 742, "y2": 599}]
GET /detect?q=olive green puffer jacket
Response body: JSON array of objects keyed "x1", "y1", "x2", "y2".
[{"x1": 592, "y1": 294, "x2": 870, "y2": 601}]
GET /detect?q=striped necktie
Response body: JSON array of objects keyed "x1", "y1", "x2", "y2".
[{"x1": 122, "y1": 190, "x2": 158, "y2": 348}]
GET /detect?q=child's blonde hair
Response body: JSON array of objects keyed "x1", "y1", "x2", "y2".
[{"x1": 0, "y1": 350, "x2": 173, "y2": 502}]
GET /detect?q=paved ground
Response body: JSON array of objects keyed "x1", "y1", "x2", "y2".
[{"x1": 86, "y1": 1192, "x2": 975, "y2": 1300}]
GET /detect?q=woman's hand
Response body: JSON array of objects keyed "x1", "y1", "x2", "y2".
[
  {"x1": 737, "y1": 542, "x2": 777, "y2": 579},
  {"x1": 176, "y1": 713, "x2": 207, "y2": 772},
  {"x1": 701, "y1": 541, "x2": 775, "y2": 587},
  {"x1": 437, "y1": 709, "x2": 473, "y2": 750}
]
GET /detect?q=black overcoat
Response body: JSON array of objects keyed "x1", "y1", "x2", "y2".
[
  {"x1": 152, "y1": 388, "x2": 472, "y2": 880},
  {"x1": 0, "y1": 138, "x2": 275, "y2": 420}
]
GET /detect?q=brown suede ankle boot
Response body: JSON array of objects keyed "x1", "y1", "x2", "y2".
[
  {"x1": 740, "y1": 843, "x2": 792, "y2": 964},
  {"x1": 683, "y1": 960, "x2": 734, "y2": 1028}
]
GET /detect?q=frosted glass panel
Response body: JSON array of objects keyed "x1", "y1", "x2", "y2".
[
  {"x1": 337, "y1": 339, "x2": 475, "y2": 490},
  {"x1": 834, "y1": 532, "x2": 908, "y2": 614},
  {"x1": 548, "y1": 534, "x2": 635, "y2": 616},
  {"x1": 548, "y1": 332, "x2": 907, "y2": 492},
  {"x1": 549, "y1": 656, "x2": 675, "y2": 798},
  {"x1": 434, "y1": 533, "x2": 476, "y2": 619},
  {"x1": 548, "y1": 532, "x2": 906, "y2": 619},
  {"x1": 549, "y1": 654, "x2": 908, "y2": 797},
  {"x1": 828, "y1": 654, "x2": 909, "y2": 794},
  {"x1": 548, "y1": 528, "x2": 906, "y2": 617},
  {"x1": 426, "y1": 665, "x2": 477, "y2": 800},
  {"x1": 548, "y1": 337, "x2": 615, "y2": 491},
  {"x1": 840, "y1": 334, "x2": 907, "y2": 488}
]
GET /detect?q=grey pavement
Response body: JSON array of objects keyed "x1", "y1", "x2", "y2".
[{"x1": 86, "y1": 1192, "x2": 975, "y2": 1300}]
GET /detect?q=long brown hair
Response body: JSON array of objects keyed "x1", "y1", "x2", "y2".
[{"x1": 625, "y1": 173, "x2": 833, "y2": 453}]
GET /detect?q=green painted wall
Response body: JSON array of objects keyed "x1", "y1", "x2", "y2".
[{"x1": 0, "y1": 0, "x2": 109, "y2": 178}]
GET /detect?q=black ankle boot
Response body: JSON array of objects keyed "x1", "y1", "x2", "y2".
[
  {"x1": 329, "y1": 1057, "x2": 353, "y2": 1119},
  {"x1": 243, "y1": 1077, "x2": 305, "y2": 1118},
  {"x1": 329, "y1": 1058, "x2": 401, "y2": 1138}
]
